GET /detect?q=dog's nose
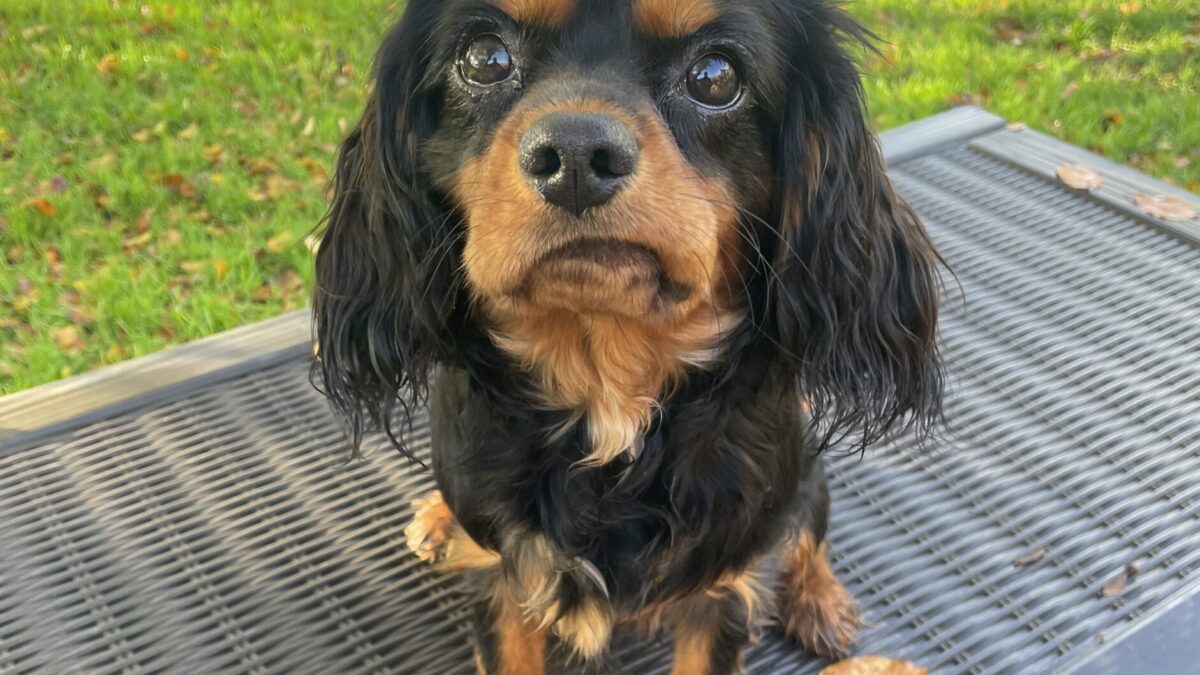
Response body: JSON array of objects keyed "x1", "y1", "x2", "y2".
[{"x1": 518, "y1": 113, "x2": 638, "y2": 217}]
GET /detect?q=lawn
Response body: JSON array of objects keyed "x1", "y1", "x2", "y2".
[{"x1": 2, "y1": 0, "x2": 1198, "y2": 394}]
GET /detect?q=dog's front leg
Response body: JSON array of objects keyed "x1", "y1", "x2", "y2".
[
  {"x1": 666, "y1": 570, "x2": 764, "y2": 675},
  {"x1": 473, "y1": 577, "x2": 550, "y2": 675}
]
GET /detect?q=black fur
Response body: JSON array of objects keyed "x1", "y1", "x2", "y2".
[{"x1": 314, "y1": 0, "x2": 942, "y2": 670}]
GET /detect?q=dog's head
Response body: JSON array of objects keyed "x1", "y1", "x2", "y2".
[{"x1": 315, "y1": 0, "x2": 943, "y2": 453}]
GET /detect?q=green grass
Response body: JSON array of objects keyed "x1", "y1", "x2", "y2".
[{"x1": 2, "y1": 0, "x2": 1197, "y2": 393}]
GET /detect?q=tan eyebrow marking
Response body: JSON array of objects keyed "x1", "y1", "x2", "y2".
[
  {"x1": 634, "y1": 0, "x2": 720, "y2": 38},
  {"x1": 494, "y1": 0, "x2": 576, "y2": 27}
]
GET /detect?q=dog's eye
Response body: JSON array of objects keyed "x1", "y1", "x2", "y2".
[
  {"x1": 460, "y1": 34, "x2": 514, "y2": 86},
  {"x1": 685, "y1": 54, "x2": 741, "y2": 109}
]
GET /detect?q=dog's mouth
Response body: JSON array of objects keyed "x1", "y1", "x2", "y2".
[{"x1": 515, "y1": 238, "x2": 691, "y2": 317}]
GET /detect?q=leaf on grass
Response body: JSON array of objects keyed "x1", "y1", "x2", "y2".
[
  {"x1": 160, "y1": 173, "x2": 198, "y2": 199},
  {"x1": 1056, "y1": 164, "x2": 1104, "y2": 191},
  {"x1": 180, "y1": 260, "x2": 206, "y2": 274},
  {"x1": 1060, "y1": 81, "x2": 1080, "y2": 100},
  {"x1": 97, "y1": 53, "x2": 119, "y2": 75},
  {"x1": 136, "y1": 207, "x2": 155, "y2": 233},
  {"x1": 50, "y1": 176, "x2": 70, "y2": 193},
  {"x1": 266, "y1": 231, "x2": 295, "y2": 254},
  {"x1": 1134, "y1": 194, "x2": 1198, "y2": 222},
  {"x1": 52, "y1": 326, "x2": 85, "y2": 352},
  {"x1": 27, "y1": 198, "x2": 56, "y2": 216},
  {"x1": 214, "y1": 259, "x2": 229, "y2": 281},
  {"x1": 176, "y1": 123, "x2": 199, "y2": 141},
  {"x1": 820, "y1": 656, "x2": 927, "y2": 675},
  {"x1": 1013, "y1": 548, "x2": 1047, "y2": 568},
  {"x1": 302, "y1": 116, "x2": 316, "y2": 137}
]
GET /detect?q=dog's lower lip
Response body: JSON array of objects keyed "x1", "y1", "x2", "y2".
[{"x1": 516, "y1": 238, "x2": 691, "y2": 306}]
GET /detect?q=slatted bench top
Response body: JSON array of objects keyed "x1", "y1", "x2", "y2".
[{"x1": 2, "y1": 107, "x2": 1199, "y2": 674}]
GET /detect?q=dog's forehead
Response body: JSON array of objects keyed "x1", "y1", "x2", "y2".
[{"x1": 489, "y1": 0, "x2": 727, "y2": 38}]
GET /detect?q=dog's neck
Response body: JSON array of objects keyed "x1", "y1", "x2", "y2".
[{"x1": 489, "y1": 305, "x2": 737, "y2": 465}]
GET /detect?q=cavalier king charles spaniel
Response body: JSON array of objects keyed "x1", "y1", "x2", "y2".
[{"x1": 313, "y1": 0, "x2": 943, "y2": 672}]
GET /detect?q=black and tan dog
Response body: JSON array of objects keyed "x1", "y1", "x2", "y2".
[{"x1": 313, "y1": 0, "x2": 943, "y2": 672}]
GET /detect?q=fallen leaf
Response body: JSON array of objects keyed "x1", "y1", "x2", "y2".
[
  {"x1": 160, "y1": 173, "x2": 198, "y2": 199},
  {"x1": 180, "y1": 260, "x2": 206, "y2": 274},
  {"x1": 278, "y1": 269, "x2": 305, "y2": 292},
  {"x1": 821, "y1": 656, "x2": 927, "y2": 675},
  {"x1": 1134, "y1": 194, "x2": 1198, "y2": 222},
  {"x1": 50, "y1": 175, "x2": 70, "y2": 193},
  {"x1": 302, "y1": 116, "x2": 316, "y2": 137},
  {"x1": 97, "y1": 53, "x2": 119, "y2": 74},
  {"x1": 266, "y1": 231, "x2": 295, "y2": 254},
  {"x1": 176, "y1": 123, "x2": 199, "y2": 141},
  {"x1": 1100, "y1": 563, "x2": 1142, "y2": 598},
  {"x1": 105, "y1": 344, "x2": 126, "y2": 362},
  {"x1": 136, "y1": 207, "x2": 155, "y2": 233},
  {"x1": 1057, "y1": 164, "x2": 1104, "y2": 191},
  {"x1": 1013, "y1": 548, "x2": 1047, "y2": 568},
  {"x1": 175, "y1": 47, "x2": 189, "y2": 62},
  {"x1": 1101, "y1": 110, "x2": 1125, "y2": 131},
  {"x1": 1060, "y1": 81, "x2": 1080, "y2": 100},
  {"x1": 214, "y1": 259, "x2": 229, "y2": 281},
  {"x1": 28, "y1": 198, "x2": 56, "y2": 216},
  {"x1": 51, "y1": 326, "x2": 85, "y2": 352},
  {"x1": 252, "y1": 284, "x2": 273, "y2": 302}
]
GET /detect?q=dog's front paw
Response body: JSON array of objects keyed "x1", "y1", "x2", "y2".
[
  {"x1": 779, "y1": 575, "x2": 862, "y2": 658},
  {"x1": 404, "y1": 490, "x2": 455, "y2": 564},
  {"x1": 778, "y1": 535, "x2": 863, "y2": 658}
]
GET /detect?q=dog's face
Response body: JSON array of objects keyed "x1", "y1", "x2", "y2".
[
  {"x1": 315, "y1": 0, "x2": 943, "y2": 455},
  {"x1": 425, "y1": 0, "x2": 773, "y2": 327}
]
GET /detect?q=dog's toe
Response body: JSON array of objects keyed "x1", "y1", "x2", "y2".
[{"x1": 404, "y1": 490, "x2": 455, "y2": 564}]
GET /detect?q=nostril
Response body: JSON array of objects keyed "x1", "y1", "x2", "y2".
[
  {"x1": 590, "y1": 143, "x2": 636, "y2": 180},
  {"x1": 528, "y1": 146, "x2": 562, "y2": 178},
  {"x1": 590, "y1": 149, "x2": 619, "y2": 180}
]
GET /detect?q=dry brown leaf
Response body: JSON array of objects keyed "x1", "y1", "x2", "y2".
[
  {"x1": 28, "y1": 198, "x2": 56, "y2": 216},
  {"x1": 820, "y1": 656, "x2": 927, "y2": 675},
  {"x1": 1060, "y1": 81, "x2": 1080, "y2": 100},
  {"x1": 266, "y1": 231, "x2": 294, "y2": 254},
  {"x1": 251, "y1": 285, "x2": 273, "y2": 302},
  {"x1": 302, "y1": 116, "x2": 316, "y2": 137},
  {"x1": 160, "y1": 173, "x2": 198, "y2": 199},
  {"x1": 51, "y1": 326, "x2": 85, "y2": 352},
  {"x1": 175, "y1": 47, "x2": 189, "y2": 62},
  {"x1": 1100, "y1": 563, "x2": 1141, "y2": 598},
  {"x1": 1134, "y1": 194, "x2": 1198, "y2": 222},
  {"x1": 1013, "y1": 548, "x2": 1047, "y2": 568},
  {"x1": 180, "y1": 260, "x2": 206, "y2": 274},
  {"x1": 1056, "y1": 164, "x2": 1104, "y2": 191},
  {"x1": 214, "y1": 259, "x2": 229, "y2": 281},
  {"x1": 176, "y1": 123, "x2": 199, "y2": 141},
  {"x1": 97, "y1": 53, "x2": 119, "y2": 75}
]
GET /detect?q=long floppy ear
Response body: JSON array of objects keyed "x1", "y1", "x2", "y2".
[
  {"x1": 312, "y1": 5, "x2": 456, "y2": 453},
  {"x1": 767, "y1": 9, "x2": 943, "y2": 450}
]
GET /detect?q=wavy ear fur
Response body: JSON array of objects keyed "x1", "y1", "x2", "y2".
[
  {"x1": 312, "y1": 4, "x2": 455, "y2": 453},
  {"x1": 766, "y1": 5, "x2": 943, "y2": 450}
]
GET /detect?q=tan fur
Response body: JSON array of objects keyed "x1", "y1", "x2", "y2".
[
  {"x1": 491, "y1": 583, "x2": 550, "y2": 675},
  {"x1": 454, "y1": 99, "x2": 742, "y2": 465},
  {"x1": 493, "y1": 0, "x2": 575, "y2": 26},
  {"x1": 778, "y1": 532, "x2": 863, "y2": 657},
  {"x1": 671, "y1": 624, "x2": 716, "y2": 675},
  {"x1": 551, "y1": 594, "x2": 613, "y2": 659},
  {"x1": 405, "y1": 490, "x2": 502, "y2": 570},
  {"x1": 634, "y1": 0, "x2": 719, "y2": 37}
]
